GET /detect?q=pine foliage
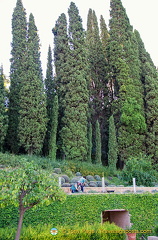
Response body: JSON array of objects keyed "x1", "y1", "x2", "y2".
[
  {"x1": 43, "y1": 46, "x2": 55, "y2": 156},
  {"x1": 1, "y1": 0, "x2": 158, "y2": 168},
  {"x1": 95, "y1": 120, "x2": 102, "y2": 164},
  {"x1": 49, "y1": 95, "x2": 58, "y2": 161},
  {"x1": 108, "y1": 115, "x2": 118, "y2": 172},
  {"x1": 87, "y1": 123, "x2": 92, "y2": 162},
  {"x1": 52, "y1": 13, "x2": 69, "y2": 159},
  {"x1": 6, "y1": 0, "x2": 27, "y2": 153},
  {"x1": 60, "y1": 2, "x2": 89, "y2": 161},
  {"x1": 18, "y1": 14, "x2": 47, "y2": 155},
  {"x1": 107, "y1": 0, "x2": 146, "y2": 161},
  {"x1": 86, "y1": 9, "x2": 107, "y2": 123},
  {"x1": 0, "y1": 67, "x2": 8, "y2": 151},
  {"x1": 135, "y1": 30, "x2": 158, "y2": 163}
]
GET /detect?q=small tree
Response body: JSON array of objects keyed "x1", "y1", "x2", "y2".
[{"x1": 0, "y1": 161, "x2": 66, "y2": 240}]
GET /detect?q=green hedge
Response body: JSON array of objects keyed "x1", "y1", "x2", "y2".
[
  {"x1": 0, "y1": 222, "x2": 126, "y2": 240},
  {"x1": 0, "y1": 193, "x2": 158, "y2": 238}
]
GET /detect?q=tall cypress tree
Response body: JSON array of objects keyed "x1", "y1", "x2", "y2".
[
  {"x1": 108, "y1": 115, "x2": 118, "y2": 172},
  {"x1": 100, "y1": 15, "x2": 109, "y2": 60},
  {"x1": 52, "y1": 13, "x2": 69, "y2": 159},
  {"x1": 49, "y1": 95, "x2": 58, "y2": 161},
  {"x1": 87, "y1": 122, "x2": 92, "y2": 162},
  {"x1": 18, "y1": 13, "x2": 47, "y2": 155},
  {"x1": 95, "y1": 120, "x2": 102, "y2": 164},
  {"x1": 60, "y1": 2, "x2": 89, "y2": 161},
  {"x1": 0, "y1": 67, "x2": 8, "y2": 151},
  {"x1": 43, "y1": 45, "x2": 54, "y2": 156},
  {"x1": 86, "y1": 9, "x2": 107, "y2": 123},
  {"x1": 86, "y1": 9, "x2": 108, "y2": 164},
  {"x1": 107, "y1": 0, "x2": 146, "y2": 163},
  {"x1": 135, "y1": 30, "x2": 158, "y2": 163},
  {"x1": 6, "y1": 0, "x2": 27, "y2": 153}
]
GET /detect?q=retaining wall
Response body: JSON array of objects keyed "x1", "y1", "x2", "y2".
[{"x1": 62, "y1": 186, "x2": 158, "y2": 194}]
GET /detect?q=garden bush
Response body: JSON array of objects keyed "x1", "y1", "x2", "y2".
[
  {"x1": 121, "y1": 155, "x2": 158, "y2": 186},
  {"x1": 0, "y1": 222, "x2": 126, "y2": 240},
  {"x1": 1, "y1": 193, "x2": 158, "y2": 239}
]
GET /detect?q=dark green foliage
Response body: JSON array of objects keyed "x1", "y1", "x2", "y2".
[
  {"x1": 0, "y1": 67, "x2": 8, "y2": 151},
  {"x1": 154, "y1": 225, "x2": 158, "y2": 236},
  {"x1": 107, "y1": 0, "x2": 146, "y2": 163},
  {"x1": 86, "y1": 9, "x2": 109, "y2": 164},
  {"x1": 52, "y1": 13, "x2": 69, "y2": 159},
  {"x1": 18, "y1": 14, "x2": 47, "y2": 155},
  {"x1": 43, "y1": 46, "x2": 55, "y2": 156},
  {"x1": 6, "y1": 0, "x2": 27, "y2": 153},
  {"x1": 87, "y1": 123, "x2": 92, "y2": 162},
  {"x1": 86, "y1": 9, "x2": 108, "y2": 123},
  {"x1": 49, "y1": 95, "x2": 58, "y2": 160},
  {"x1": 60, "y1": 2, "x2": 89, "y2": 161},
  {"x1": 135, "y1": 30, "x2": 158, "y2": 164},
  {"x1": 95, "y1": 120, "x2": 102, "y2": 164},
  {"x1": 1, "y1": 193, "x2": 157, "y2": 240},
  {"x1": 100, "y1": 15, "x2": 109, "y2": 59},
  {"x1": 108, "y1": 115, "x2": 118, "y2": 172},
  {"x1": 52, "y1": 13, "x2": 69, "y2": 102},
  {"x1": 60, "y1": 73, "x2": 88, "y2": 160},
  {"x1": 0, "y1": 161, "x2": 66, "y2": 240},
  {"x1": 121, "y1": 155, "x2": 158, "y2": 186},
  {"x1": 2, "y1": 0, "x2": 158, "y2": 169},
  {"x1": 0, "y1": 223, "x2": 126, "y2": 240}
]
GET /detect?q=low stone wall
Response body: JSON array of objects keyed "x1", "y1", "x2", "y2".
[
  {"x1": 148, "y1": 237, "x2": 158, "y2": 240},
  {"x1": 62, "y1": 186, "x2": 158, "y2": 194}
]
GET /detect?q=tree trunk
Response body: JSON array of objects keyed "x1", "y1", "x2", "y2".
[{"x1": 15, "y1": 208, "x2": 25, "y2": 240}]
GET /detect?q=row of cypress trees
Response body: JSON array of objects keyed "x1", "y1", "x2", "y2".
[{"x1": 0, "y1": 0, "x2": 158, "y2": 170}]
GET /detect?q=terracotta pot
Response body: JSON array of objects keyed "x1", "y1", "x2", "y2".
[{"x1": 126, "y1": 232, "x2": 136, "y2": 240}]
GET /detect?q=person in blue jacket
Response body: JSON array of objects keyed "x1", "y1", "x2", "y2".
[
  {"x1": 70, "y1": 184, "x2": 78, "y2": 193},
  {"x1": 78, "y1": 176, "x2": 86, "y2": 192}
]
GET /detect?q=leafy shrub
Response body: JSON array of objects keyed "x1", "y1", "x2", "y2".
[
  {"x1": 65, "y1": 160, "x2": 110, "y2": 177},
  {"x1": 88, "y1": 181, "x2": 97, "y2": 187},
  {"x1": 76, "y1": 172, "x2": 81, "y2": 176},
  {"x1": 97, "y1": 181, "x2": 102, "y2": 187},
  {"x1": 154, "y1": 225, "x2": 158, "y2": 236},
  {"x1": 0, "y1": 222, "x2": 126, "y2": 240},
  {"x1": 61, "y1": 175, "x2": 70, "y2": 183},
  {"x1": 121, "y1": 155, "x2": 158, "y2": 186},
  {"x1": 70, "y1": 176, "x2": 81, "y2": 183},
  {"x1": 1, "y1": 193, "x2": 157, "y2": 239},
  {"x1": 86, "y1": 175, "x2": 95, "y2": 181},
  {"x1": 54, "y1": 168, "x2": 61, "y2": 174},
  {"x1": 94, "y1": 175, "x2": 101, "y2": 181}
]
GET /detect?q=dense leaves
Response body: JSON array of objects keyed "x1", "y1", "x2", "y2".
[
  {"x1": 0, "y1": 67, "x2": 8, "y2": 151},
  {"x1": 18, "y1": 14, "x2": 47, "y2": 155},
  {"x1": 1, "y1": 0, "x2": 158, "y2": 167},
  {"x1": 43, "y1": 46, "x2": 55, "y2": 156},
  {"x1": 121, "y1": 155, "x2": 158, "y2": 186},
  {"x1": 0, "y1": 161, "x2": 66, "y2": 240},
  {"x1": 6, "y1": 0, "x2": 27, "y2": 153},
  {"x1": 108, "y1": 115, "x2": 118, "y2": 172},
  {"x1": 1, "y1": 193, "x2": 157, "y2": 239},
  {"x1": 60, "y1": 2, "x2": 89, "y2": 161}
]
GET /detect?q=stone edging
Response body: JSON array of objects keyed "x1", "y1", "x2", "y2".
[{"x1": 62, "y1": 186, "x2": 158, "y2": 194}]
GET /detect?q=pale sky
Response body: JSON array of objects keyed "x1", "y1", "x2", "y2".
[{"x1": 0, "y1": 0, "x2": 158, "y2": 78}]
